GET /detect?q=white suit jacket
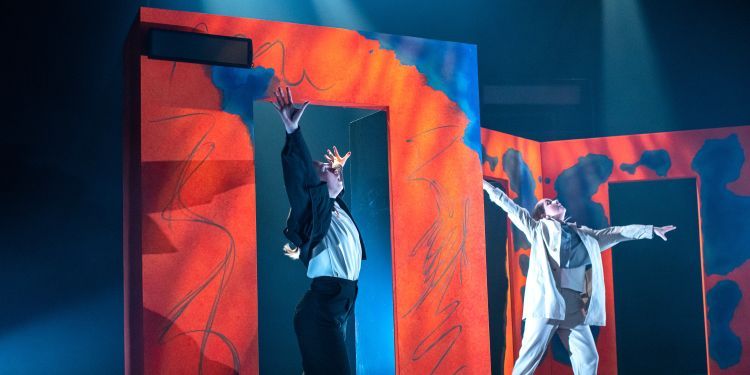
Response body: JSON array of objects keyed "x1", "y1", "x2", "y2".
[{"x1": 485, "y1": 186, "x2": 653, "y2": 326}]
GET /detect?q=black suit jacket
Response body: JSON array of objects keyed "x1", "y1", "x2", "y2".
[{"x1": 281, "y1": 127, "x2": 367, "y2": 268}]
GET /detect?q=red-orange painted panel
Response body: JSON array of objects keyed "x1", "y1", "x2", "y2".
[
  {"x1": 129, "y1": 7, "x2": 490, "y2": 374},
  {"x1": 140, "y1": 57, "x2": 258, "y2": 374},
  {"x1": 483, "y1": 125, "x2": 750, "y2": 375}
]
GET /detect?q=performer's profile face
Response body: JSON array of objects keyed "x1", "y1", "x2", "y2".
[
  {"x1": 314, "y1": 161, "x2": 344, "y2": 190},
  {"x1": 541, "y1": 198, "x2": 566, "y2": 219}
]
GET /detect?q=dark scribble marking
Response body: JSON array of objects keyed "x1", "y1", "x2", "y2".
[
  {"x1": 410, "y1": 135, "x2": 461, "y2": 180},
  {"x1": 619, "y1": 149, "x2": 671, "y2": 176},
  {"x1": 254, "y1": 40, "x2": 334, "y2": 91},
  {"x1": 162, "y1": 329, "x2": 240, "y2": 375},
  {"x1": 164, "y1": 22, "x2": 333, "y2": 145},
  {"x1": 403, "y1": 125, "x2": 469, "y2": 374},
  {"x1": 210, "y1": 35, "x2": 334, "y2": 145},
  {"x1": 193, "y1": 23, "x2": 209, "y2": 32},
  {"x1": 405, "y1": 125, "x2": 459, "y2": 143},
  {"x1": 148, "y1": 113, "x2": 241, "y2": 374},
  {"x1": 166, "y1": 24, "x2": 333, "y2": 92},
  {"x1": 148, "y1": 113, "x2": 211, "y2": 124}
]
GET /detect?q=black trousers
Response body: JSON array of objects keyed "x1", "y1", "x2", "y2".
[{"x1": 294, "y1": 276, "x2": 358, "y2": 375}]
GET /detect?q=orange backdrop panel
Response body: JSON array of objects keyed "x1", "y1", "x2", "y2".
[
  {"x1": 483, "y1": 125, "x2": 750, "y2": 375},
  {"x1": 129, "y1": 7, "x2": 490, "y2": 374}
]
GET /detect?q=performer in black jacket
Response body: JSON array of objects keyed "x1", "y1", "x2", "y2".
[{"x1": 272, "y1": 87, "x2": 366, "y2": 375}]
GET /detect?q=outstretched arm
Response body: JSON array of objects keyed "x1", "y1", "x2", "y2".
[
  {"x1": 273, "y1": 87, "x2": 318, "y2": 210},
  {"x1": 580, "y1": 224, "x2": 676, "y2": 252},
  {"x1": 483, "y1": 180, "x2": 539, "y2": 240}
]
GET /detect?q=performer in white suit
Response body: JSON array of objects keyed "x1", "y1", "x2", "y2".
[{"x1": 482, "y1": 180, "x2": 676, "y2": 375}]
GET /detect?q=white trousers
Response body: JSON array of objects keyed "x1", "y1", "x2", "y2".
[{"x1": 512, "y1": 289, "x2": 599, "y2": 375}]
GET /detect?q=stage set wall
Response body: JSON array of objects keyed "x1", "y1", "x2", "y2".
[
  {"x1": 482, "y1": 125, "x2": 750, "y2": 375},
  {"x1": 125, "y1": 7, "x2": 490, "y2": 375},
  {"x1": 125, "y1": 7, "x2": 750, "y2": 375}
]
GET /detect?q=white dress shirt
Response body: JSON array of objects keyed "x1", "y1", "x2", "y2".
[{"x1": 306, "y1": 201, "x2": 363, "y2": 281}]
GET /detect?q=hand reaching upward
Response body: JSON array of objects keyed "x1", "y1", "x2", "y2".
[
  {"x1": 324, "y1": 146, "x2": 351, "y2": 172},
  {"x1": 272, "y1": 86, "x2": 310, "y2": 134}
]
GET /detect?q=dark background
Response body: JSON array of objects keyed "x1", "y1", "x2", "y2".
[
  {"x1": 2, "y1": 0, "x2": 749, "y2": 372},
  {"x1": 610, "y1": 179, "x2": 705, "y2": 374}
]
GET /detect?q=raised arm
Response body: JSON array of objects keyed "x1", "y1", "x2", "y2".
[
  {"x1": 273, "y1": 87, "x2": 318, "y2": 208},
  {"x1": 579, "y1": 224, "x2": 676, "y2": 252},
  {"x1": 483, "y1": 180, "x2": 539, "y2": 240}
]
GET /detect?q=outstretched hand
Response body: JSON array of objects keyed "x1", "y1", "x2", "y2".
[
  {"x1": 272, "y1": 86, "x2": 310, "y2": 133},
  {"x1": 324, "y1": 146, "x2": 351, "y2": 172},
  {"x1": 654, "y1": 225, "x2": 676, "y2": 241}
]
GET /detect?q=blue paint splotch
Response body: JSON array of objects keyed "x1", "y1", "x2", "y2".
[
  {"x1": 691, "y1": 134, "x2": 750, "y2": 275},
  {"x1": 554, "y1": 154, "x2": 614, "y2": 229},
  {"x1": 359, "y1": 32, "x2": 481, "y2": 158},
  {"x1": 210, "y1": 66, "x2": 275, "y2": 143},
  {"x1": 502, "y1": 149, "x2": 538, "y2": 250},
  {"x1": 519, "y1": 254, "x2": 529, "y2": 277},
  {"x1": 620, "y1": 149, "x2": 672, "y2": 176},
  {"x1": 707, "y1": 280, "x2": 743, "y2": 369},
  {"x1": 482, "y1": 146, "x2": 499, "y2": 171}
]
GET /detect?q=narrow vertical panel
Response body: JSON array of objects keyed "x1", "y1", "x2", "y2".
[
  {"x1": 610, "y1": 179, "x2": 705, "y2": 374},
  {"x1": 138, "y1": 57, "x2": 258, "y2": 374},
  {"x1": 481, "y1": 128, "x2": 544, "y2": 373},
  {"x1": 350, "y1": 111, "x2": 396, "y2": 374},
  {"x1": 483, "y1": 180, "x2": 510, "y2": 374}
]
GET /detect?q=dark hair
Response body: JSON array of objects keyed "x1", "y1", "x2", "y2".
[{"x1": 532, "y1": 200, "x2": 547, "y2": 220}]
